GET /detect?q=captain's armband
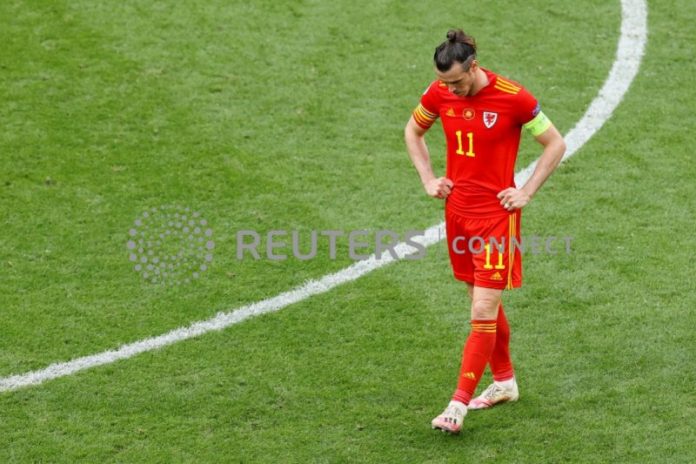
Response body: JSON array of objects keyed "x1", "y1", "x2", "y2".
[
  {"x1": 412, "y1": 104, "x2": 438, "y2": 129},
  {"x1": 523, "y1": 111, "x2": 552, "y2": 136}
]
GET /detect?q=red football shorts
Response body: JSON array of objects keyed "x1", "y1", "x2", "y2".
[{"x1": 445, "y1": 209, "x2": 522, "y2": 289}]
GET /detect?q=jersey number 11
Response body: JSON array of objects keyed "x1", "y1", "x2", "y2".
[{"x1": 455, "y1": 131, "x2": 475, "y2": 157}]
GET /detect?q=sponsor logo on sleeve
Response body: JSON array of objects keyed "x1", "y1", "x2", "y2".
[{"x1": 532, "y1": 103, "x2": 541, "y2": 117}]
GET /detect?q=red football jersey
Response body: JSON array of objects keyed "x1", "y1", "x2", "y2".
[{"x1": 412, "y1": 69, "x2": 540, "y2": 218}]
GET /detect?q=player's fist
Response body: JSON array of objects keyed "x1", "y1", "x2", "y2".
[
  {"x1": 424, "y1": 177, "x2": 454, "y2": 199},
  {"x1": 497, "y1": 187, "x2": 531, "y2": 211}
]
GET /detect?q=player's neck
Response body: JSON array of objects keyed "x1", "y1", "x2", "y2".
[{"x1": 468, "y1": 68, "x2": 489, "y2": 96}]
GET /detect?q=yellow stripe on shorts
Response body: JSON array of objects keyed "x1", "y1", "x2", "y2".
[{"x1": 507, "y1": 214, "x2": 515, "y2": 289}]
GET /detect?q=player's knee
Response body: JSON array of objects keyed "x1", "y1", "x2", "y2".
[{"x1": 471, "y1": 297, "x2": 499, "y2": 320}]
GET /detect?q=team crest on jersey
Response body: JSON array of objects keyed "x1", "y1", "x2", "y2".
[
  {"x1": 483, "y1": 111, "x2": 498, "y2": 128},
  {"x1": 463, "y1": 108, "x2": 475, "y2": 120}
]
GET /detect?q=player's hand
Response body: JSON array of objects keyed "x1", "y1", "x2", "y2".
[
  {"x1": 497, "y1": 187, "x2": 531, "y2": 211},
  {"x1": 424, "y1": 177, "x2": 454, "y2": 199}
]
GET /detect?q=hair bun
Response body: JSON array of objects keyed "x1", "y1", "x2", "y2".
[{"x1": 434, "y1": 29, "x2": 477, "y2": 72}]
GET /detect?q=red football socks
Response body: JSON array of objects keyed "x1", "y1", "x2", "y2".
[
  {"x1": 453, "y1": 319, "x2": 497, "y2": 405},
  {"x1": 490, "y1": 303, "x2": 514, "y2": 382}
]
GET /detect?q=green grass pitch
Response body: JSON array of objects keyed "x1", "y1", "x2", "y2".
[{"x1": 1, "y1": 0, "x2": 695, "y2": 462}]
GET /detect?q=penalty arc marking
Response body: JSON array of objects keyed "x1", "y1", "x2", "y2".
[{"x1": 0, "y1": 0, "x2": 648, "y2": 393}]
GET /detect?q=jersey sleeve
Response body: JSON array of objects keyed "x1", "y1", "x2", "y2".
[
  {"x1": 515, "y1": 87, "x2": 540, "y2": 126},
  {"x1": 411, "y1": 81, "x2": 441, "y2": 129},
  {"x1": 516, "y1": 87, "x2": 553, "y2": 136}
]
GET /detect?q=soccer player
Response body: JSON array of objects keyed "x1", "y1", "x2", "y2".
[{"x1": 404, "y1": 29, "x2": 566, "y2": 434}]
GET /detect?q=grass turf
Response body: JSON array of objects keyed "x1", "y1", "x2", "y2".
[{"x1": 1, "y1": 0, "x2": 695, "y2": 462}]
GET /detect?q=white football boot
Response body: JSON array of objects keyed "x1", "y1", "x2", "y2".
[
  {"x1": 431, "y1": 400, "x2": 467, "y2": 434},
  {"x1": 468, "y1": 379, "x2": 519, "y2": 410}
]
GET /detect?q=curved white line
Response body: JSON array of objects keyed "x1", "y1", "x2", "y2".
[
  {"x1": 0, "y1": 0, "x2": 648, "y2": 393},
  {"x1": 515, "y1": 0, "x2": 647, "y2": 184}
]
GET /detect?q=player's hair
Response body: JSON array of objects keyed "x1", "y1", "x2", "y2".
[{"x1": 434, "y1": 29, "x2": 477, "y2": 72}]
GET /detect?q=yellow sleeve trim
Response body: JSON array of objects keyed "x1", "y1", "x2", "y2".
[{"x1": 523, "y1": 111, "x2": 552, "y2": 136}]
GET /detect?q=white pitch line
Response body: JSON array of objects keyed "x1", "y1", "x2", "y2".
[
  {"x1": 515, "y1": 0, "x2": 647, "y2": 186},
  {"x1": 0, "y1": 0, "x2": 647, "y2": 393}
]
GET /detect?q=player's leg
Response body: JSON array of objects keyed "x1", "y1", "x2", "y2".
[
  {"x1": 432, "y1": 212, "x2": 475, "y2": 433},
  {"x1": 469, "y1": 211, "x2": 522, "y2": 409},
  {"x1": 490, "y1": 302, "x2": 514, "y2": 382},
  {"x1": 467, "y1": 301, "x2": 519, "y2": 410},
  {"x1": 433, "y1": 286, "x2": 501, "y2": 433},
  {"x1": 468, "y1": 281, "x2": 513, "y2": 382},
  {"x1": 451, "y1": 285, "x2": 502, "y2": 407}
]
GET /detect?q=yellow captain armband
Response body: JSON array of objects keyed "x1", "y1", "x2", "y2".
[{"x1": 523, "y1": 111, "x2": 552, "y2": 136}]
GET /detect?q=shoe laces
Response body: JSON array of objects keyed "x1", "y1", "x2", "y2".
[
  {"x1": 481, "y1": 383, "x2": 505, "y2": 400},
  {"x1": 443, "y1": 403, "x2": 465, "y2": 420}
]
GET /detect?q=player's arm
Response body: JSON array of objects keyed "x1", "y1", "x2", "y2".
[
  {"x1": 404, "y1": 113, "x2": 453, "y2": 199},
  {"x1": 498, "y1": 113, "x2": 566, "y2": 210},
  {"x1": 522, "y1": 123, "x2": 566, "y2": 197}
]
